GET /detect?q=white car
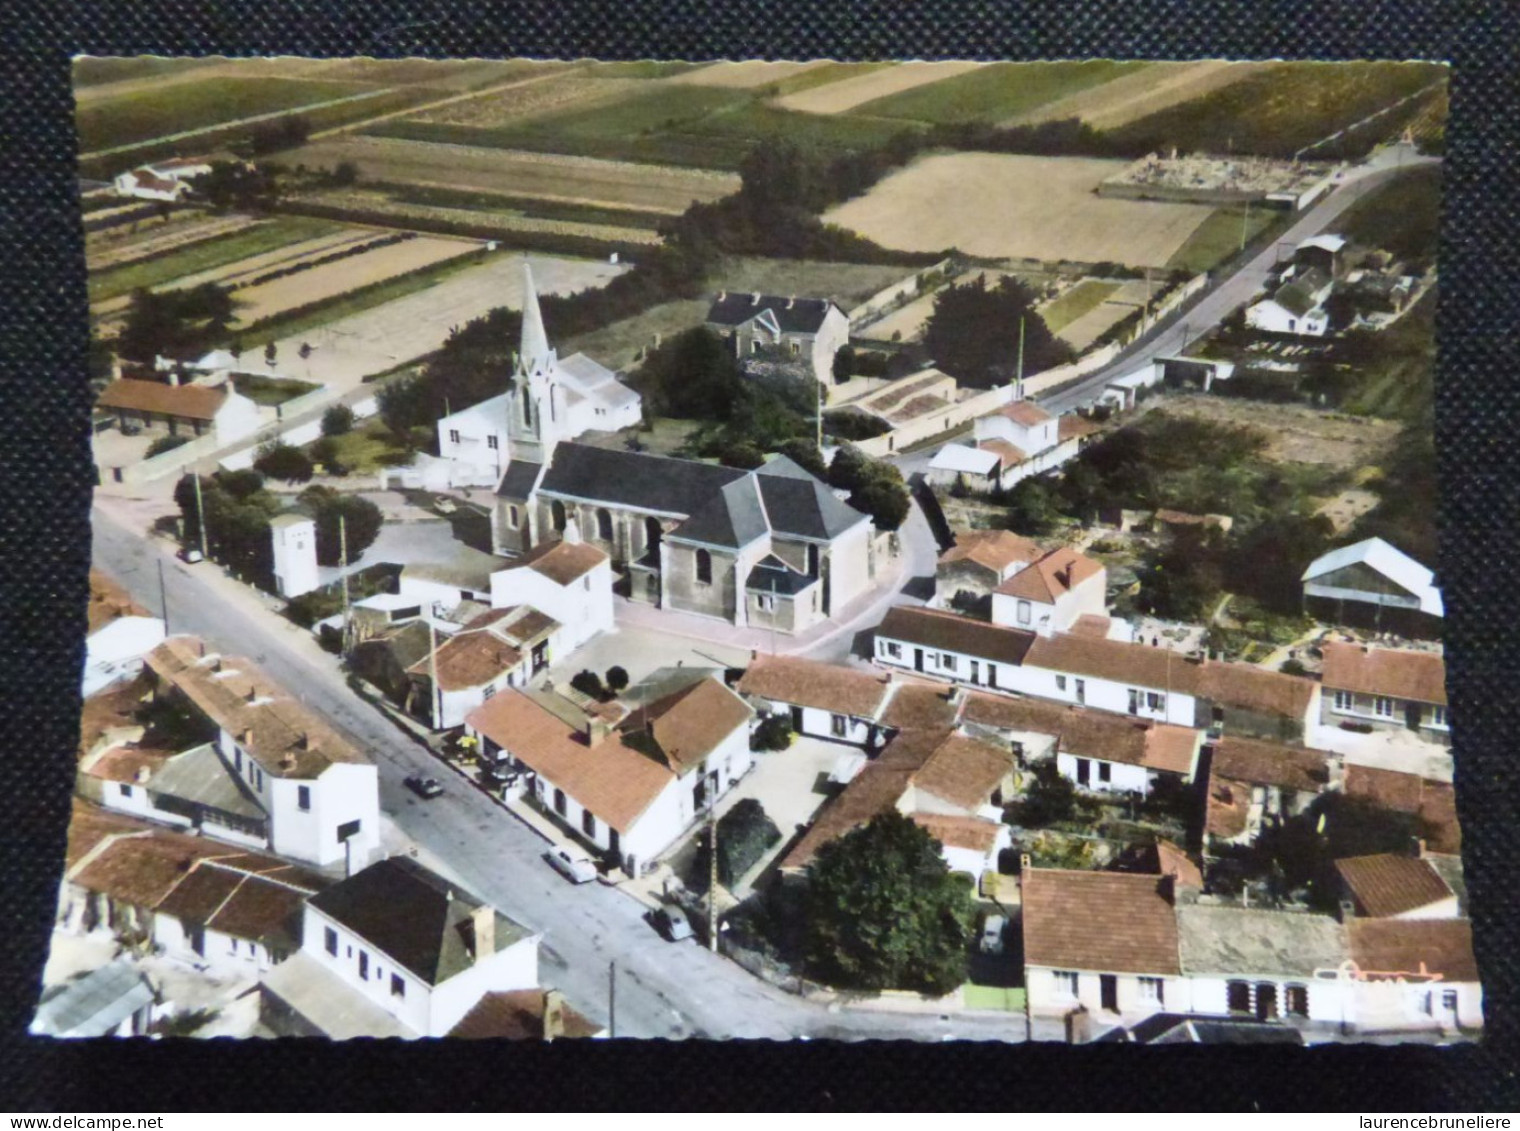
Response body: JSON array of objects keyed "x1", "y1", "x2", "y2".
[
  {"x1": 980, "y1": 914, "x2": 1007, "y2": 955},
  {"x1": 544, "y1": 847, "x2": 597, "y2": 884}
]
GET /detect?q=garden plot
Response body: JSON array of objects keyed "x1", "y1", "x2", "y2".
[
  {"x1": 774, "y1": 61, "x2": 984, "y2": 115},
  {"x1": 858, "y1": 290, "x2": 940, "y2": 343},
  {"x1": 226, "y1": 235, "x2": 483, "y2": 327},
  {"x1": 290, "y1": 135, "x2": 739, "y2": 214},
  {"x1": 671, "y1": 61, "x2": 830, "y2": 88},
  {"x1": 1144, "y1": 395, "x2": 1401, "y2": 470},
  {"x1": 823, "y1": 153, "x2": 1215, "y2": 268},
  {"x1": 1049, "y1": 279, "x2": 1152, "y2": 352}
]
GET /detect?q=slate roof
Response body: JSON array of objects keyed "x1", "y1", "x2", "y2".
[
  {"x1": 1348, "y1": 918, "x2": 1479, "y2": 983},
  {"x1": 496, "y1": 459, "x2": 544, "y2": 502},
  {"x1": 1336, "y1": 853, "x2": 1455, "y2": 918},
  {"x1": 747, "y1": 555, "x2": 815, "y2": 596},
  {"x1": 754, "y1": 462, "x2": 867, "y2": 540},
  {"x1": 877, "y1": 606, "x2": 1038, "y2": 666},
  {"x1": 1321, "y1": 642, "x2": 1447, "y2": 705},
  {"x1": 308, "y1": 857, "x2": 531, "y2": 987},
  {"x1": 706, "y1": 292, "x2": 841, "y2": 334},
  {"x1": 97, "y1": 378, "x2": 227, "y2": 421},
  {"x1": 1022, "y1": 869, "x2": 1181, "y2": 975},
  {"x1": 737, "y1": 656, "x2": 892, "y2": 719},
  {"x1": 1177, "y1": 905, "x2": 1348, "y2": 978},
  {"x1": 536, "y1": 442, "x2": 745, "y2": 516}
]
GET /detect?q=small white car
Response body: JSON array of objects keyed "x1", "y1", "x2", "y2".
[
  {"x1": 544, "y1": 847, "x2": 597, "y2": 884},
  {"x1": 980, "y1": 914, "x2": 1007, "y2": 955}
]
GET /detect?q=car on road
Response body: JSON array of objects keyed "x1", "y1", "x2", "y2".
[
  {"x1": 980, "y1": 914, "x2": 1007, "y2": 955},
  {"x1": 179, "y1": 548, "x2": 204, "y2": 564},
  {"x1": 544, "y1": 847, "x2": 597, "y2": 884},
  {"x1": 649, "y1": 905, "x2": 694, "y2": 942},
  {"x1": 405, "y1": 775, "x2": 444, "y2": 799}
]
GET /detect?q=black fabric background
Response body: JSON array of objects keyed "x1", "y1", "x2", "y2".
[{"x1": 2, "y1": 0, "x2": 1516, "y2": 1111}]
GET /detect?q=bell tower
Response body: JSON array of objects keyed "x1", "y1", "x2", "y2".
[{"x1": 505, "y1": 261, "x2": 561, "y2": 464}]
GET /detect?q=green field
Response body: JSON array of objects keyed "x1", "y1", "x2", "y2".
[
  {"x1": 1038, "y1": 278, "x2": 1122, "y2": 332},
  {"x1": 74, "y1": 57, "x2": 214, "y2": 88},
  {"x1": 369, "y1": 82, "x2": 924, "y2": 170},
  {"x1": 89, "y1": 218, "x2": 344, "y2": 303},
  {"x1": 370, "y1": 182, "x2": 671, "y2": 231},
  {"x1": 76, "y1": 76, "x2": 383, "y2": 152},
  {"x1": 1336, "y1": 163, "x2": 1441, "y2": 265},
  {"x1": 1106, "y1": 61, "x2": 1447, "y2": 159},
  {"x1": 855, "y1": 60, "x2": 1146, "y2": 125},
  {"x1": 1165, "y1": 203, "x2": 1280, "y2": 274}
]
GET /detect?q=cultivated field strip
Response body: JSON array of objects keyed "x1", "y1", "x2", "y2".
[
  {"x1": 405, "y1": 73, "x2": 646, "y2": 129},
  {"x1": 290, "y1": 135, "x2": 740, "y2": 214},
  {"x1": 671, "y1": 61, "x2": 831, "y2": 89},
  {"x1": 774, "y1": 61, "x2": 985, "y2": 115},
  {"x1": 85, "y1": 214, "x2": 265, "y2": 272},
  {"x1": 1002, "y1": 60, "x2": 1270, "y2": 131},
  {"x1": 298, "y1": 190, "x2": 664, "y2": 246}
]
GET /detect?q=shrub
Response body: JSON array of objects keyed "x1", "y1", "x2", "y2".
[
  {"x1": 254, "y1": 442, "x2": 314, "y2": 483},
  {"x1": 1011, "y1": 760, "x2": 1077, "y2": 827},
  {"x1": 697, "y1": 798, "x2": 783, "y2": 888},
  {"x1": 145, "y1": 434, "x2": 190, "y2": 458},
  {"x1": 311, "y1": 436, "x2": 349, "y2": 477},
  {"x1": 321, "y1": 403, "x2": 356, "y2": 437},
  {"x1": 751, "y1": 715, "x2": 793, "y2": 751},
  {"x1": 605, "y1": 666, "x2": 630, "y2": 694},
  {"x1": 570, "y1": 669, "x2": 608, "y2": 701}
]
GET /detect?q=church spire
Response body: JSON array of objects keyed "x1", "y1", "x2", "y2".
[{"x1": 519, "y1": 260, "x2": 551, "y2": 375}]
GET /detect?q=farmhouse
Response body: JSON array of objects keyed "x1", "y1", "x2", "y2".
[
  {"x1": 928, "y1": 399, "x2": 1096, "y2": 494},
  {"x1": 1245, "y1": 268, "x2": 1335, "y2": 337},
  {"x1": 1301, "y1": 537, "x2": 1443, "y2": 637},
  {"x1": 705, "y1": 291, "x2": 850, "y2": 391},
  {"x1": 436, "y1": 264, "x2": 641, "y2": 486},
  {"x1": 133, "y1": 636, "x2": 380, "y2": 868},
  {"x1": 1320, "y1": 642, "x2": 1448, "y2": 746},
  {"x1": 262, "y1": 857, "x2": 543, "y2": 1040},
  {"x1": 113, "y1": 157, "x2": 212, "y2": 202},
  {"x1": 465, "y1": 679, "x2": 753, "y2": 877},
  {"x1": 934, "y1": 530, "x2": 1046, "y2": 616},
  {"x1": 496, "y1": 444, "x2": 875, "y2": 635},
  {"x1": 1204, "y1": 736, "x2": 1332, "y2": 850},
  {"x1": 95, "y1": 376, "x2": 262, "y2": 446}
]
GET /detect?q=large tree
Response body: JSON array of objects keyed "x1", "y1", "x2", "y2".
[
  {"x1": 116, "y1": 284, "x2": 237, "y2": 365},
  {"x1": 922, "y1": 274, "x2": 1072, "y2": 389},
  {"x1": 299, "y1": 487, "x2": 383, "y2": 567},
  {"x1": 803, "y1": 810, "x2": 974, "y2": 995}
]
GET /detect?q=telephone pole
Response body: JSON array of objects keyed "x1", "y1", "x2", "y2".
[
  {"x1": 427, "y1": 616, "x2": 442, "y2": 730},
  {"x1": 815, "y1": 377, "x2": 824, "y2": 452},
  {"x1": 192, "y1": 472, "x2": 209, "y2": 559},
  {"x1": 157, "y1": 558, "x2": 170, "y2": 634},
  {"x1": 1015, "y1": 315, "x2": 1026, "y2": 395},
  {"x1": 339, "y1": 513, "x2": 352, "y2": 652},
  {"x1": 607, "y1": 960, "x2": 617, "y2": 1039},
  {"x1": 707, "y1": 798, "x2": 719, "y2": 954},
  {"x1": 1239, "y1": 198, "x2": 1252, "y2": 252}
]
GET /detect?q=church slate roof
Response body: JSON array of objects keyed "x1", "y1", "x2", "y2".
[
  {"x1": 496, "y1": 460, "x2": 544, "y2": 501},
  {"x1": 747, "y1": 555, "x2": 815, "y2": 595},
  {"x1": 705, "y1": 293, "x2": 841, "y2": 335},
  {"x1": 756, "y1": 461, "x2": 868, "y2": 540},
  {"x1": 534, "y1": 443, "x2": 746, "y2": 517}
]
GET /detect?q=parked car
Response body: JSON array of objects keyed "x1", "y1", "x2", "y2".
[
  {"x1": 179, "y1": 548, "x2": 204, "y2": 565},
  {"x1": 544, "y1": 847, "x2": 597, "y2": 884},
  {"x1": 404, "y1": 775, "x2": 444, "y2": 799},
  {"x1": 980, "y1": 914, "x2": 1007, "y2": 955},
  {"x1": 649, "y1": 905, "x2": 694, "y2": 942}
]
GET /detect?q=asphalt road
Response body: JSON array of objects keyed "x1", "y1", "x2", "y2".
[{"x1": 92, "y1": 502, "x2": 1027, "y2": 1043}]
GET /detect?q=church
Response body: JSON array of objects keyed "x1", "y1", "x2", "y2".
[
  {"x1": 482, "y1": 267, "x2": 881, "y2": 635},
  {"x1": 434, "y1": 263, "x2": 643, "y2": 486}
]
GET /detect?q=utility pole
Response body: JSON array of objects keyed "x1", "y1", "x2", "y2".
[
  {"x1": 607, "y1": 960, "x2": 617, "y2": 1039},
  {"x1": 1143, "y1": 268, "x2": 1152, "y2": 335},
  {"x1": 815, "y1": 377, "x2": 823, "y2": 452},
  {"x1": 707, "y1": 798, "x2": 719, "y2": 954},
  {"x1": 339, "y1": 513, "x2": 351, "y2": 652},
  {"x1": 1015, "y1": 315, "x2": 1026, "y2": 395},
  {"x1": 427, "y1": 616, "x2": 441, "y2": 731},
  {"x1": 192, "y1": 473, "x2": 209, "y2": 559},
  {"x1": 157, "y1": 557, "x2": 170, "y2": 635},
  {"x1": 1239, "y1": 198, "x2": 1252, "y2": 253}
]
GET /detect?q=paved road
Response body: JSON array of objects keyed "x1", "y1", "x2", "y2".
[
  {"x1": 92, "y1": 501, "x2": 1026, "y2": 1043},
  {"x1": 1037, "y1": 149, "x2": 1440, "y2": 417}
]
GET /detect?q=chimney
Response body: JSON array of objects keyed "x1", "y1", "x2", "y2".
[
  {"x1": 280, "y1": 752, "x2": 297, "y2": 772},
  {"x1": 134, "y1": 766, "x2": 152, "y2": 784},
  {"x1": 470, "y1": 903, "x2": 495, "y2": 961},
  {"x1": 239, "y1": 727, "x2": 254, "y2": 745},
  {"x1": 585, "y1": 714, "x2": 614, "y2": 746},
  {"x1": 1339, "y1": 898, "x2": 1358, "y2": 922},
  {"x1": 542, "y1": 989, "x2": 565, "y2": 1040},
  {"x1": 751, "y1": 292, "x2": 761, "y2": 305}
]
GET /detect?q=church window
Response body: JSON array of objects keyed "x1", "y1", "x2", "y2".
[
  {"x1": 551, "y1": 501, "x2": 567, "y2": 532},
  {"x1": 506, "y1": 505, "x2": 519, "y2": 529},
  {"x1": 487, "y1": 435, "x2": 498, "y2": 450},
  {"x1": 596, "y1": 508, "x2": 613, "y2": 541},
  {"x1": 522, "y1": 395, "x2": 533, "y2": 429},
  {"x1": 696, "y1": 550, "x2": 713, "y2": 585}
]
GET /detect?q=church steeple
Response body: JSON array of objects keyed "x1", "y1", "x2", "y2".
[{"x1": 518, "y1": 261, "x2": 552, "y2": 375}]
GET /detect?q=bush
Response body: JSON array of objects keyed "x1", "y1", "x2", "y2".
[
  {"x1": 298, "y1": 487, "x2": 382, "y2": 566},
  {"x1": 310, "y1": 436, "x2": 350, "y2": 477},
  {"x1": 570, "y1": 669, "x2": 608, "y2": 701},
  {"x1": 823, "y1": 409, "x2": 892, "y2": 441},
  {"x1": 751, "y1": 715, "x2": 793, "y2": 751},
  {"x1": 605, "y1": 666, "x2": 630, "y2": 694},
  {"x1": 218, "y1": 468, "x2": 265, "y2": 500},
  {"x1": 145, "y1": 434, "x2": 190, "y2": 458},
  {"x1": 254, "y1": 442, "x2": 314, "y2": 484},
  {"x1": 321, "y1": 403, "x2": 356, "y2": 437},
  {"x1": 1011, "y1": 760, "x2": 1078, "y2": 828},
  {"x1": 696, "y1": 798, "x2": 783, "y2": 888}
]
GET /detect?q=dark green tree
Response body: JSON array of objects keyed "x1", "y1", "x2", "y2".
[
  {"x1": 922, "y1": 275, "x2": 1072, "y2": 389},
  {"x1": 254, "y1": 442, "x2": 314, "y2": 484},
  {"x1": 321, "y1": 403, "x2": 355, "y2": 437},
  {"x1": 850, "y1": 477, "x2": 910, "y2": 532},
  {"x1": 1012, "y1": 759, "x2": 1078, "y2": 827},
  {"x1": 803, "y1": 811, "x2": 974, "y2": 994},
  {"x1": 604, "y1": 666, "x2": 630, "y2": 694},
  {"x1": 298, "y1": 487, "x2": 383, "y2": 567},
  {"x1": 778, "y1": 438, "x2": 828, "y2": 479}
]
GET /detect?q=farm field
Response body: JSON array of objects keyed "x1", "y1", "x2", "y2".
[
  {"x1": 265, "y1": 252, "x2": 628, "y2": 393},
  {"x1": 1106, "y1": 61, "x2": 1447, "y2": 159},
  {"x1": 76, "y1": 76, "x2": 383, "y2": 153},
  {"x1": 713, "y1": 257, "x2": 918, "y2": 310},
  {"x1": 773, "y1": 61, "x2": 984, "y2": 115},
  {"x1": 86, "y1": 213, "x2": 268, "y2": 274},
  {"x1": 857, "y1": 290, "x2": 941, "y2": 343},
  {"x1": 1051, "y1": 279, "x2": 1150, "y2": 351},
  {"x1": 823, "y1": 153, "x2": 1216, "y2": 267},
  {"x1": 224, "y1": 235, "x2": 483, "y2": 326},
  {"x1": 671, "y1": 61, "x2": 831, "y2": 89},
  {"x1": 405, "y1": 71, "x2": 644, "y2": 129},
  {"x1": 299, "y1": 58, "x2": 561, "y2": 91},
  {"x1": 559, "y1": 299, "x2": 713, "y2": 372},
  {"x1": 1037, "y1": 279, "x2": 1123, "y2": 334},
  {"x1": 1148, "y1": 395, "x2": 1401, "y2": 470},
  {"x1": 293, "y1": 189, "x2": 664, "y2": 247},
  {"x1": 857, "y1": 60, "x2": 1144, "y2": 125},
  {"x1": 1164, "y1": 203, "x2": 1280, "y2": 274},
  {"x1": 1005, "y1": 60, "x2": 1268, "y2": 130},
  {"x1": 290, "y1": 135, "x2": 740, "y2": 213}
]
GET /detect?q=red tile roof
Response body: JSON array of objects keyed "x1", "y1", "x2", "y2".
[
  {"x1": 87, "y1": 569, "x2": 150, "y2": 635},
  {"x1": 878, "y1": 681, "x2": 959, "y2": 732},
  {"x1": 97, "y1": 378, "x2": 227, "y2": 422},
  {"x1": 620, "y1": 678, "x2": 753, "y2": 775},
  {"x1": 912, "y1": 813, "x2": 1003, "y2": 855},
  {"x1": 1321, "y1": 643, "x2": 1447, "y2": 706},
  {"x1": 1343, "y1": 765, "x2": 1461, "y2": 855},
  {"x1": 1336, "y1": 854, "x2": 1454, "y2": 918},
  {"x1": 737, "y1": 655, "x2": 892, "y2": 719},
  {"x1": 996, "y1": 400, "x2": 1054, "y2": 427},
  {"x1": 912, "y1": 732, "x2": 1014, "y2": 810},
  {"x1": 937, "y1": 529, "x2": 1045, "y2": 576},
  {"x1": 1348, "y1": 918, "x2": 1479, "y2": 983},
  {"x1": 978, "y1": 438, "x2": 1030, "y2": 470},
  {"x1": 511, "y1": 538, "x2": 608, "y2": 586},
  {"x1": 408, "y1": 629, "x2": 523, "y2": 692},
  {"x1": 449, "y1": 990, "x2": 602, "y2": 1040},
  {"x1": 995, "y1": 547, "x2": 1104, "y2": 603},
  {"x1": 1155, "y1": 839, "x2": 1203, "y2": 890},
  {"x1": 1058, "y1": 414, "x2": 1100, "y2": 443},
  {"x1": 1211, "y1": 736, "x2": 1331, "y2": 792},
  {"x1": 1022, "y1": 868, "x2": 1181, "y2": 975}
]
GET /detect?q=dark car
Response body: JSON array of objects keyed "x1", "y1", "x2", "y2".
[
  {"x1": 405, "y1": 775, "x2": 444, "y2": 799},
  {"x1": 649, "y1": 906, "x2": 695, "y2": 942}
]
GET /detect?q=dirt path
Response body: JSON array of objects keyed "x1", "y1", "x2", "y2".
[{"x1": 1004, "y1": 60, "x2": 1270, "y2": 131}]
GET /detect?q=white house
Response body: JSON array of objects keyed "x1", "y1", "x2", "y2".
[
  {"x1": 405, "y1": 606, "x2": 561, "y2": 730},
  {"x1": 436, "y1": 264, "x2": 641, "y2": 486},
  {"x1": 1053, "y1": 715, "x2": 1202, "y2": 797},
  {"x1": 84, "y1": 615, "x2": 166, "y2": 699},
  {"x1": 1245, "y1": 268, "x2": 1335, "y2": 337},
  {"x1": 96, "y1": 376, "x2": 262, "y2": 447},
  {"x1": 934, "y1": 529, "x2": 1047, "y2": 616},
  {"x1": 112, "y1": 158, "x2": 211, "y2": 202},
  {"x1": 874, "y1": 605, "x2": 1038, "y2": 694},
  {"x1": 1320, "y1": 642, "x2": 1449, "y2": 746},
  {"x1": 736, "y1": 654, "x2": 895, "y2": 749},
  {"x1": 270, "y1": 856, "x2": 542, "y2": 1039},
  {"x1": 488, "y1": 536, "x2": 613, "y2": 652},
  {"x1": 989, "y1": 546, "x2": 1107, "y2": 635},
  {"x1": 466, "y1": 678, "x2": 754, "y2": 877},
  {"x1": 1345, "y1": 918, "x2": 1483, "y2": 1033},
  {"x1": 270, "y1": 514, "x2": 320, "y2": 600},
  {"x1": 140, "y1": 636, "x2": 380, "y2": 868},
  {"x1": 928, "y1": 400, "x2": 1096, "y2": 494},
  {"x1": 1302, "y1": 536, "x2": 1443, "y2": 636},
  {"x1": 705, "y1": 291, "x2": 850, "y2": 391}
]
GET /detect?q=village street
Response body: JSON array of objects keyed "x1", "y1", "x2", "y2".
[{"x1": 91, "y1": 499, "x2": 1028, "y2": 1043}]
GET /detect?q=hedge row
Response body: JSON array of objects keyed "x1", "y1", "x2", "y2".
[{"x1": 242, "y1": 231, "x2": 413, "y2": 288}]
